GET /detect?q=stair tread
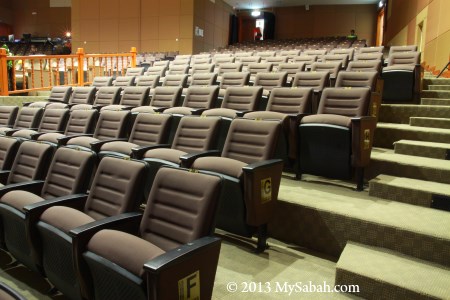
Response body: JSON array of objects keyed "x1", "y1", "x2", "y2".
[
  {"x1": 337, "y1": 242, "x2": 450, "y2": 299},
  {"x1": 394, "y1": 139, "x2": 450, "y2": 148},
  {"x1": 371, "y1": 147, "x2": 450, "y2": 170},
  {"x1": 410, "y1": 117, "x2": 450, "y2": 121},
  {"x1": 278, "y1": 177, "x2": 450, "y2": 240},
  {"x1": 377, "y1": 122, "x2": 450, "y2": 133},
  {"x1": 370, "y1": 174, "x2": 450, "y2": 196}
]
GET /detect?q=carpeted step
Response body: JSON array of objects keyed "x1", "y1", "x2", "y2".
[
  {"x1": 394, "y1": 140, "x2": 450, "y2": 159},
  {"x1": 421, "y1": 90, "x2": 450, "y2": 99},
  {"x1": 270, "y1": 177, "x2": 450, "y2": 267},
  {"x1": 335, "y1": 242, "x2": 450, "y2": 300},
  {"x1": 379, "y1": 104, "x2": 450, "y2": 124},
  {"x1": 0, "y1": 96, "x2": 48, "y2": 107},
  {"x1": 410, "y1": 117, "x2": 450, "y2": 129},
  {"x1": 366, "y1": 148, "x2": 450, "y2": 184},
  {"x1": 428, "y1": 85, "x2": 450, "y2": 91},
  {"x1": 374, "y1": 123, "x2": 450, "y2": 148},
  {"x1": 421, "y1": 98, "x2": 450, "y2": 106},
  {"x1": 423, "y1": 78, "x2": 450, "y2": 89},
  {"x1": 369, "y1": 174, "x2": 450, "y2": 207}
]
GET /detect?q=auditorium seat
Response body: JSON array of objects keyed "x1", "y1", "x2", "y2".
[
  {"x1": 101, "y1": 86, "x2": 150, "y2": 111},
  {"x1": 279, "y1": 49, "x2": 301, "y2": 61},
  {"x1": 248, "y1": 63, "x2": 273, "y2": 83},
  {"x1": 0, "y1": 107, "x2": 44, "y2": 136},
  {"x1": 293, "y1": 55, "x2": 317, "y2": 70},
  {"x1": 218, "y1": 72, "x2": 250, "y2": 99},
  {"x1": 388, "y1": 45, "x2": 418, "y2": 55},
  {"x1": 359, "y1": 46, "x2": 384, "y2": 54},
  {"x1": 80, "y1": 167, "x2": 222, "y2": 300},
  {"x1": 323, "y1": 54, "x2": 349, "y2": 69},
  {"x1": 253, "y1": 72, "x2": 288, "y2": 108},
  {"x1": 125, "y1": 67, "x2": 145, "y2": 76},
  {"x1": 330, "y1": 48, "x2": 355, "y2": 61},
  {"x1": 152, "y1": 60, "x2": 170, "y2": 69},
  {"x1": 162, "y1": 74, "x2": 188, "y2": 88},
  {"x1": 347, "y1": 61, "x2": 382, "y2": 72},
  {"x1": 72, "y1": 86, "x2": 122, "y2": 110},
  {"x1": 91, "y1": 76, "x2": 114, "y2": 87},
  {"x1": 0, "y1": 136, "x2": 20, "y2": 171},
  {"x1": 292, "y1": 71, "x2": 330, "y2": 112},
  {"x1": 33, "y1": 156, "x2": 148, "y2": 299},
  {"x1": 181, "y1": 118, "x2": 284, "y2": 252},
  {"x1": 354, "y1": 53, "x2": 383, "y2": 62},
  {"x1": 165, "y1": 86, "x2": 219, "y2": 116},
  {"x1": 166, "y1": 64, "x2": 189, "y2": 76},
  {"x1": 144, "y1": 66, "x2": 167, "y2": 78},
  {"x1": 130, "y1": 86, "x2": 182, "y2": 114},
  {"x1": 310, "y1": 62, "x2": 342, "y2": 86},
  {"x1": 262, "y1": 56, "x2": 288, "y2": 70},
  {"x1": 135, "y1": 75, "x2": 160, "y2": 88},
  {"x1": 213, "y1": 56, "x2": 235, "y2": 68},
  {"x1": 217, "y1": 63, "x2": 243, "y2": 82},
  {"x1": 0, "y1": 145, "x2": 96, "y2": 273},
  {"x1": 191, "y1": 63, "x2": 215, "y2": 74},
  {"x1": 26, "y1": 86, "x2": 73, "y2": 108},
  {"x1": 236, "y1": 56, "x2": 261, "y2": 71},
  {"x1": 190, "y1": 57, "x2": 212, "y2": 66},
  {"x1": 0, "y1": 106, "x2": 19, "y2": 127},
  {"x1": 44, "y1": 86, "x2": 96, "y2": 109},
  {"x1": 297, "y1": 87, "x2": 375, "y2": 190},
  {"x1": 278, "y1": 62, "x2": 306, "y2": 85}
]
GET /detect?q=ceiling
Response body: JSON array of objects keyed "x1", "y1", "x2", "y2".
[{"x1": 225, "y1": 0, "x2": 379, "y2": 10}]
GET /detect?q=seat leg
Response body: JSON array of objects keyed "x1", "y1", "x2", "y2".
[
  {"x1": 356, "y1": 167, "x2": 364, "y2": 191},
  {"x1": 255, "y1": 224, "x2": 268, "y2": 253}
]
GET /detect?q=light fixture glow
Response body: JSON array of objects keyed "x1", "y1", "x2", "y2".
[
  {"x1": 378, "y1": 0, "x2": 383, "y2": 8},
  {"x1": 251, "y1": 10, "x2": 261, "y2": 17}
]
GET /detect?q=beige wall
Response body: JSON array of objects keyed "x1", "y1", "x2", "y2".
[
  {"x1": 193, "y1": 0, "x2": 233, "y2": 53},
  {"x1": 72, "y1": 0, "x2": 201, "y2": 54},
  {"x1": 386, "y1": 0, "x2": 450, "y2": 69},
  {"x1": 11, "y1": 0, "x2": 70, "y2": 38},
  {"x1": 272, "y1": 4, "x2": 378, "y2": 46}
]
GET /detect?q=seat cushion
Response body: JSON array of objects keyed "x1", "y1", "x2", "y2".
[
  {"x1": 71, "y1": 104, "x2": 93, "y2": 110},
  {"x1": 100, "y1": 141, "x2": 139, "y2": 155},
  {"x1": 192, "y1": 156, "x2": 247, "y2": 179},
  {"x1": 11, "y1": 129, "x2": 37, "y2": 139},
  {"x1": 100, "y1": 105, "x2": 127, "y2": 111},
  {"x1": 383, "y1": 65, "x2": 415, "y2": 72},
  {"x1": 130, "y1": 106, "x2": 157, "y2": 114},
  {"x1": 67, "y1": 136, "x2": 99, "y2": 148},
  {"x1": 0, "y1": 191, "x2": 44, "y2": 212},
  {"x1": 37, "y1": 132, "x2": 65, "y2": 144},
  {"x1": 301, "y1": 114, "x2": 351, "y2": 128},
  {"x1": 0, "y1": 127, "x2": 11, "y2": 135},
  {"x1": 143, "y1": 148, "x2": 186, "y2": 164},
  {"x1": 202, "y1": 108, "x2": 237, "y2": 118},
  {"x1": 40, "y1": 206, "x2": 96, "y2": 233},
  {"x1": 87, "y1": 229, "x2": 165, "y2": 277},
  {"x1": 163, "y1": 107, "x2": 193, "y2": 115}
]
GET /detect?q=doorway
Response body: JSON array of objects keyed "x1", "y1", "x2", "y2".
[{"x1": 376, "y1": 7, "x2": 385, "y2": 46}]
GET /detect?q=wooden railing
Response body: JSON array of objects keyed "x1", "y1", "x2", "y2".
[{"x1": 0, "y1": 47, "x2": 137, "y2": 96}]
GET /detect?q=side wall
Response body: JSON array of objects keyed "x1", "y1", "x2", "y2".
[{"x1": 385, "y1": 0, "x2": 450, "y2": 70}]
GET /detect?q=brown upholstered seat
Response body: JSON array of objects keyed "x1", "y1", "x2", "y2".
[
  {"x1": 323, "y1": 54, "x2": 349, "y2": 69},
  {"x1": 0, "y1": 145, "x2": 96, "y2": 274},
  {"x1": 137, "y1": 86, "x2": 183, "y2": 113},
  {"x1": 81, "y1": 167, "x2": 223, "y2": 300},
  {"x1": 346, "y1": 61, "x2": 382, "y2": 72},
  {"x1": 354, "y1": 53, "x2": 384, "y2": 62},
  {"x1": 101, "y1": 86, "x2": 150, "y2": 111},
  {"x1": 218, "y1": 71, "x2": 250, "y2": 98},
  {"x1": 298, "y1": 87, "x2": 376, "y2": 190},
  {"x1": 27, "y1": 86, "x2": 73, "y2": 108},
  {"x1": 91, "y1": 76, "x2": 114, "y2": 87},
  {"x1": 292, "y1": 71, "x2": 330, "y2": 113},
  {"x1": 161, "y1": 74, "x2": 188, "y2": 87},
  {"x1": 253, "y1": 72, "x2": 288, "y2": 102},
  {"x1": 248, "y1": 63, "x2": 273, "y2": 82},
  {"x1": 0, "y1": 106, "x2": 19, "y2": 127},
  {"x1": 113, "y1": 76, "x2": 136, "y2": 87},
  {"x1": 0, "y1": 137, "x2": 21, "y2": 171},
  {"x1": 135, "y1": 75, "x2": 160, "y2": 88},
  {"x1": 293, "y1": 55, "x2": 317, "y2": 70},
  {"x1": 34, "y1": 156, "x2": 148, "y2": 300},
  {"x1": 236, "y1": 56, "x2": 261, "y2": 71},
  {"x1": 202, "y1": 86, "x2": 263, "y2": 119},
  {"x1": 183, "y1": 118, "x2": 284, "y2": 251},
  {"x1": 9, "y1": 108, "x2": 69, "y2": 139},
  {"x1": 165, "y1": 86, "x2": 219, "y2": 116},
  {"x1": 0, "y1": 107, "x2": 44, "y2": 136},
  {"x1": 359, "y1": 46, "x2": 384, "y2": 54},
  {"x1": 144, "y1": 66, "x2": 167, "y2": 77},
  {"x1": 125, "y1": 67, "x2": 145, "y2": 76},
  {"x1": 278, "y1": 63, "x2": 305, "y2": 85}
]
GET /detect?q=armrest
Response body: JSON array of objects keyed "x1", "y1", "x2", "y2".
[
  {"x1": 70, "y1": 212, "x2": 143, "y2": 300},
  {"x1": 351, "y1": 116, "x2": 377, "y2": 167},
  {"x1": 190, "y1": 108, "x2": 207, "y2": 116},
  {"x1": 0, "y1": 170, "x2": 10, "y2": 185},
  {"x1": 57, "y1": 133, "x2": 93, "y2": 146},
  {"x1": 23, "y1": 193, "x2": 88, "y2": 217},
  {"x1": 151, "y1": 107, "x2": 166, "y2": 113},
  {"x1": 131, "y1": 144, "x2": 171, "y2": 159},
  {"x1": 90, "y1": 138, "x2": 127, "y2": 153},
  {"x1": 242, "y1": 159, "x2": 284, "y2": 226},
  {"x1": 0, "y1": 180, "x2": 44, "y2": 198},
  {"x1": 179, "y1": 150, "x2": 221, "y2": 168},
  {"x1": 144, "y1": 236, "x2": 221, "y2": 300}
]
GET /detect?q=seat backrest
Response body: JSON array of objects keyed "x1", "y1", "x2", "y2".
[
  {"x1": 213, "y1": 56, "x2": 235, "y2": 66},
  {"x1": 13, "y1": 107, "x2": 43, "y2": 130},
  {"x1": 388, "y1": 45, "x2": 417, "y2": 56},
  {"x1": 218, "y1": 63, "x2": 243, "y2": 75},
  {"x1": 310, "y1": 62, "x2": 342, "y2": 77},
  {"x1": 93, "y1": 110, "x2": 130, "y2": 140},
  {"x1": 167, "y1": 65, "x2": 189, "y2": 75},
  {"x1": 37, "y1": 108, "x2": 69, "y2": 133},
  {"x1": 128, "y1": 113, "x2": 173, "y2": 146},
  {"x1": 135, "y1": 75, "x2": 160, "y2": 88},
  {"x1": 354, "y1": 53, "x2": 383, "y2": 62},
  {"x1": 191, "y1": 58, "x2": 212, "y2": 66},
  {"x1": 162, "y1": 74, "x2": 188, "y2": 87},
  {"x1": 248, "y1": 63, "x2": 273, "y2": 75},
  {"x1": 84, "y1": 157, "x2": 147, "y2": 220},
  {"x1": 222, "y1": 118, "x2": 281, "y2": 164},
  {"x1": 94, "y1": 87, "x2": 122, "y2": 106},
  {"x1": 171, "y1": 59, "x2": 190, "y2": 66},
  {"x1": 293, "y1": 55, "x2": 317, "y2": 67},
  {"x1": 266, "y1": 87, "x2": 313, "y2": 114},
  {"x1": 222, "y1": 86, "x2": 263, "y2": 111},
  {"x1": 387, "y1": 52, "x2": 420, "y2": 66},
  {"x1": 144, "y1": 66, "x2": 167, "y2": 77},
  {"x1": 171, "y1": 116, "x2": 221, "y2": 152},
  {"x1": 191, "y1": 63, "x2": 215, "y2": 74},
  {"x1": 292, "y1": 71, "x2": 330, "y2": 90},
  {"x1": 40, "y1": 146, "x2": 96, "y2": 199},
  {"x1": 153, "y1": 60, "x2": 170, "y2": 68},
  {"x1": 150, "y1": 86, "x2": 182, "y2": 108},
  {"x1": 7, "y1": 140, "x2": 54, "y2": 185},
  {"x1": 346, "y1": 61, "x2": 381, "y2": 72},
  {"x1": 183, "y1": 86, "x2": 219, "y2": 109},
  {"x1": 330, "y1": 48, "x2": 355, "y2": 60},
  {"x1": 254, "y1": 72, "x2": 287, "y2": 90},
  {"x1": 125, "y1": 67, "x2": 145, "y2": 76},
  {"x1": 0, "y1": 137, "x2": 20, "y2": 170},
  {"x1": 113, "y1": 76, "x2": 136, "y2": 87},
  {"x1": 234, "y1": 51, "x2": 254, "y2": 58},
  {"x1": 317, "y1": 87, "x2": 371, "y2": 117},
  {"x1": 119, "y1": 86, "x2": 150, "y2": 107},
  {"x1": 236, "y1": 56, "x2": 261, "y2": 66},
  {"x1": 359, "y1": 46, "x2": 384, "y2": 54},
  {"x1": 48, "y1": 86, "x2": 72, "y2": 103},
  {"x1": 140, "y1": 167, "x2": 222, "y2": 250},
  {"x1": 278, "y1": 63, "x2": 305, "y2": 75},
  {"x1": 219, "y1": 72, "x2": 250, "y2": 89},
  {"x1": 64, "y1": 109, "x2": 99, "y2": 135},
  {"x1": 323, "y1": 54, "x2": 349, "y2": 68},
  {"x1": 0, "y1": 106, "x2": 18, "y2": 127},
  {"x1": 191, "y1": 73, "x2": 218, "y2": 86},
  {"x1": 303, "y1": 49, "x2": 327, "y2": 59},
  {"x1": 279, "y1": 49, "x2": 301, "y2": 58},
  {"x1": 91, "y1": 76, "x2": 114, "y2": 87},
  {"x1": 69, "y1": 87, "x2": 97, "y2": 105},
  {"x1": 263, "y1": 56, "x2": 288, "y2": 66},
  {"x1": 335, "y1": 71, "x2": 378, "y2": 91}
]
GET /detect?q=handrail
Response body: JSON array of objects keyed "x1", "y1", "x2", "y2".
[
  {"x1": 436, "y1": 61, "x2": 450, "y2": 78},
  {"x1": 0, "y1": 47, "x2": 137, "y2": 96}
]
